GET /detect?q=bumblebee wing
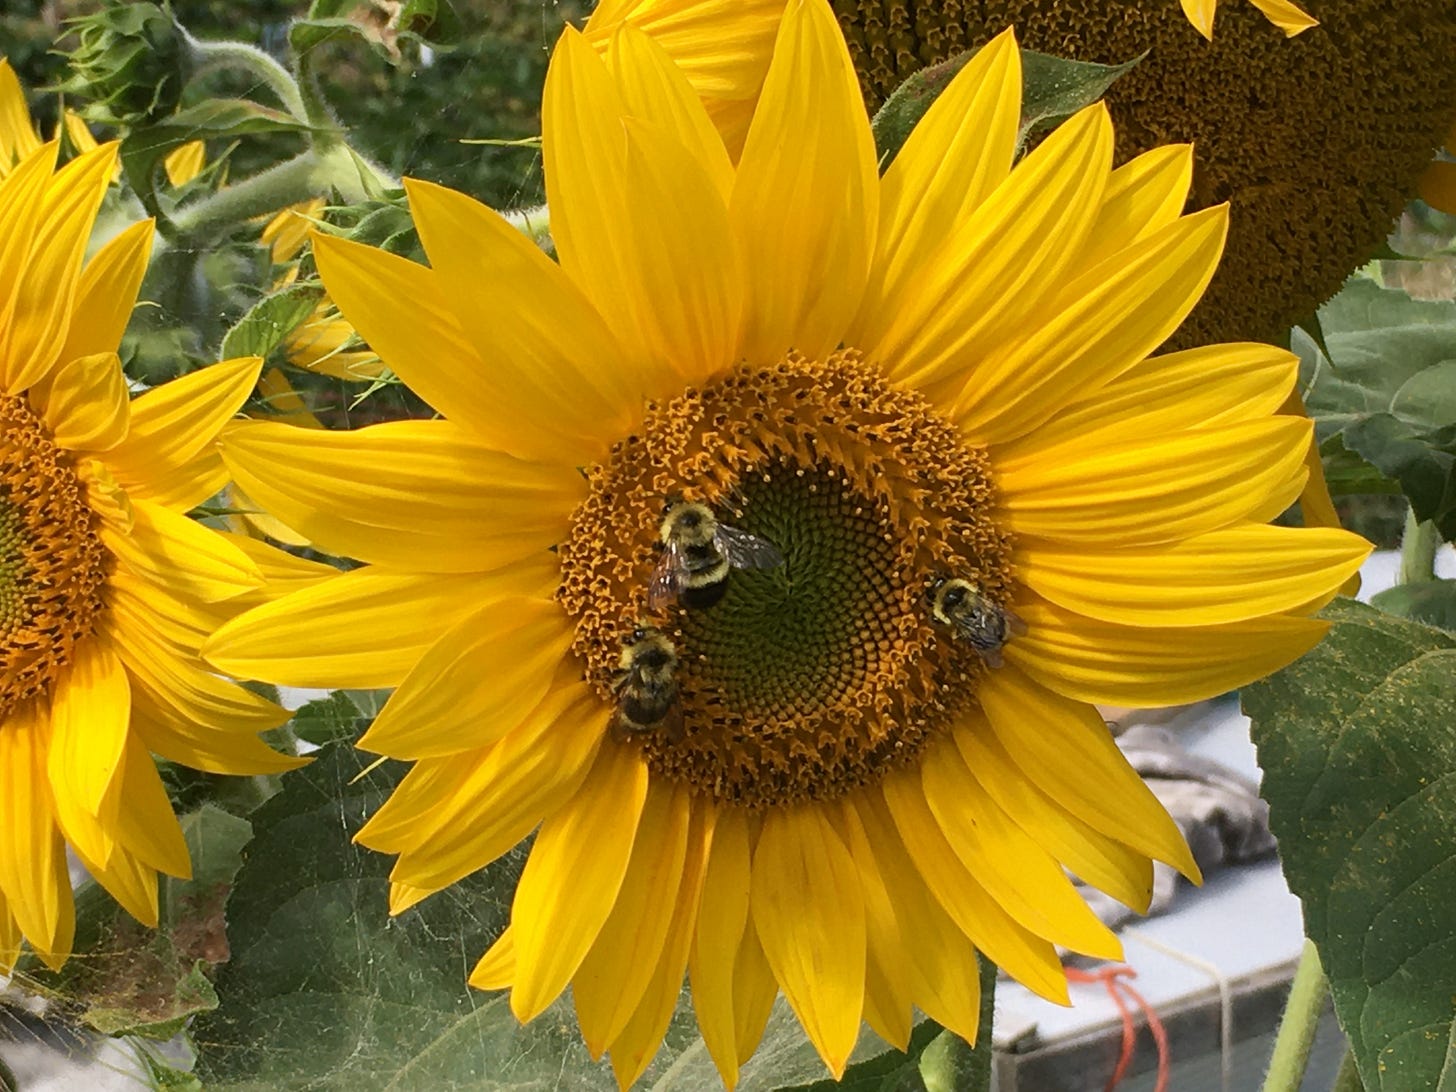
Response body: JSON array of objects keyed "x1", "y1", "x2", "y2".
[
  {"x1": 716, "y1": 525, "x2": 785, "y2": 571},
  {"x1": 648, "y1": 544, "x2": 684, "y2": 610},
  {"x1": 659, "y1": 701, "x2": 686, "y2": 745},
  {"x1": 1004, "y1": 605, "x2": 1029, "y2": 638}
]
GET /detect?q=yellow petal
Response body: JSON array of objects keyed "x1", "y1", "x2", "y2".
[
  {"x1": 404, "y1": 177, "x2": 650, "y2": 459},
  {"x1": 878, "y1": 775, "x2": 1072, "y2": 1002},
  {"x1": 205, "y1": 558, "x2": 556, "y2": 689},
  {"x1": 732, "y1": 921, "x2": 778, "y2": 1068},
  {"x1": 130, "y1": 704, "x2": 301, "y2": 777},
  {"x1": 105, "y1": 500, "x2": 263, "y2": 603},
  {"x1": 873, "y1": 104, "x2": 1111, "y2": 398},
  {"x1": 0, "y1": 893, "x2": 20, "y2": 973},
  {"x1": 954, "y1": 718, "x2": 1154, "y2": 913},
  {"x1": 1021, "y1": 523, "x2": 1370, "y2": 627},
  {"x1": 997, "y1": 418, "x2": 1312, "y2": 548},
  {"x1": 60, "y1": 218, "x2": 154, "y2": 363},
  {"x1": 110, "y1": 732, "x2": 191, "y2": 878},
  {"x1": 0, "y1": 701, "x2": 74, "y2": 965},
  {"x1": 47, "y1": 640, "x2": 130, "y2": 822},
  {"x1": 59, "y1": 110, "x2": 99, "y2": 156},
  {"x1": 1248, "y1": 0, "x2": 1318, "y2": 35},
  {"x1": 544, "y1": 30, "x2": 738, "y2": 386},
  {"x1": 1180, "y1": 0, "x2": 1218, "y2": 40},
  {"x1": 1, "y1": 143, "x2": 116, "y2": 394},
  {"x1": 833, "y1": 800, "x2": 913, "y2": 1051},
  {"x1": 1007, "y1": 594, "x2": 1331, "y2": 708},
  {"x1": 979, "y1": 665, "x2": 1199, "y2": 880},
  {"x1": 226, "y1": 534, "x2": 338, "y2": 601},
  {"x1": 575, "y1": 779, "x2": 692, "y2": 1056},
  {"x1": 221, "y1": 419, "x2": 583, "y2": 574},
  {"x1": 583, "y1": 0, "x2": 783, "y2": 162},
  {"x1": 607, "y1": 802, "x2": 715, "y2": 1088},
  {"x1": 0, "y1": 143, "x2": 57, "y2": 316},
  {"x1": 105, "y1": 602, "x2": 298, "y2": 775},
  {"x1": 33, "y1": 350, "x2": 129, "y2": 450},
  {"x1": 0, "y1": 59, "x2": 43, "y2": 170},
  {"x1": 105, "y1": 356, "x2": 263, "y2": 511},
  {"x1": 999, "y1": 341, "x2": 1298, "y2": 462},
  {"x1": 382, "y1": 675, "x2": 607, "y2": 890},
  {"x1": 469, "y1": 926, "x2": 516, "y2": 991},
  {"x1": 849, "y1": 793, "x2": 985, "y2": 1043},
  {"x1": 74, "y1": 841, "x2": 158, "y2": 929},
  {"x1": 920, "y1": 739, "x2": 1121, "y2": 958},
  {"x1": 750, "y1": 804, "x2": 865, "y2": 1078},
  {"x1": 621, "y1": 115, "x2": 744, "y2": 380},
  {"x1": 163, "y1": 140, "x2": 205, "y2": 186},
  {"x1": 609, "y1": 24, "x2": 734, "y2": 199},
  {"x1": 730, "y1": 0, "x2": 877, "y2": 364},
  {"x1": 954, "y1": 205, "x2": 1229, "y2": 445},
  {"x1": 1077, "y1": 144, "x2": 1195, "y2": 271},
  {"x1": 509, "y1": 741, "x2": 650, "y2": 1022},
  {"x1": 313, "y1": 233, "x2": 576, "y2": 461},
  {"x1": 360, "y1": 598, "x2": 574, "y2": 760},
  {"x1": 690, "y1": 806, "x2": 753, "y2": 1089},
  {"x1": 852, "y1": 29, "x2": 1020, "y2": 353}
]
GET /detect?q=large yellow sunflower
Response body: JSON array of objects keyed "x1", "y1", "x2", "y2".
[
  {"x1": 204, "y1": 2, "x2": 1370, "y2": 1085},
  {"x1": 0, "y1": 139, "x2": 320, "y2": 972}
]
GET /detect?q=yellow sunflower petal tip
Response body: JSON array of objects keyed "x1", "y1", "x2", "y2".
[{"x1": 212, "y1": 1, "x2": 1371, "y2": 1083}]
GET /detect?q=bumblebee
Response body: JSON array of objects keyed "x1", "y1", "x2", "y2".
[
  {"x1": 649, "y1": 500, "x2": 785, "y2": 610},
  {"x1": 927, "y1": 577, "x2": 1027, "y2": 668},
  {"x1": 610, "y1": 625, "x2": 682, "y2": 737}
]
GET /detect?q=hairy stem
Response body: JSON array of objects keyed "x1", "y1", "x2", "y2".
[
  {"x1": 189, "y1": 36, "x2": 308, "y2": 122},
  {"x1": 1262, "y1": 940, "x2": 1330, "y2": 1092}
]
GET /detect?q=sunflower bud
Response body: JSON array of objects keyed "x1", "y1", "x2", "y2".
[{"x1": 56, "y1": 0, "x2": 194, "y2": 129}]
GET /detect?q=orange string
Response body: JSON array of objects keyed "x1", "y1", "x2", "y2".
[{"x1": 1065, "y1": 964, "x2": 1171, "y2": 1092}]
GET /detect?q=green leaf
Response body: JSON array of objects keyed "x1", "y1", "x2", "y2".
[
  {"x1": 289, "y1": 690, "x2": 374, "y2": 745},
  {"x1": 1016, "y1": 49, "x2": 1144, "y2": 143},
  {"x1": 1340, "y1": 415, "x2": 1456, "y2": 537},
  {"x1": 871, "y1": 46, "x2": 1141, "y2": 169},
  {"x1": 220, "y1": 284, "x2": 324, "y2": 364},
  {"x1": 1298, "y1": 278, "x2": 1456, "y2": 536},
  {"x1": 1243, "y1": 599, "x2": 1456, "y2": 1091},
  {"x1": 120, "y1": 100, "x2": 313, "y2": 218},
  {"x1": 29, "y1": 805, "x2": 250, "y2": 1039},
  {"x1": 1370, "y1": 579, "x2": 1456, "y2": 630}
]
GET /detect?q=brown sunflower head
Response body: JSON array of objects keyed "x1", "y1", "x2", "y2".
[{"x1": 834, "y1": 0, "x2": 1456, "y2": 345}]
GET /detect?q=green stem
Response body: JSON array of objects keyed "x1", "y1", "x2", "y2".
[
  {"x1": 916, "y1": 959, "x2": 997, "y2": 1091},
  {"x1": 1262, "y1": 940, "x2": 1330, "y2": 1092},
  {"x1": 1332, "y1": 1046, "x2": 1365, "y2": 1092},
  {"x1": 971, "y1": 953, "x2": 996, "y2": 1087},
  {"x1": 505, "y1": 202, "x2": 552, "y2": 246},
  {"x1": 189, "y1": 36, "x2": 309, "y2": 123},
  {"x1": 170, "y1": 151, "x2": 326, "y2": 235},
  {"x1": 1399, "y1": 508, "x2": 1440, "y2": 585}
]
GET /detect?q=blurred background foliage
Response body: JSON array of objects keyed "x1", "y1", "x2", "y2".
[{"x1": 4, "y1": 0, "x2": 588, "y2": 209}]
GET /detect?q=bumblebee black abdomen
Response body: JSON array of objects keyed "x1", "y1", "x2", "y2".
[{"x1": 621, "y1": 684, "x2": 677, "y2": 726}]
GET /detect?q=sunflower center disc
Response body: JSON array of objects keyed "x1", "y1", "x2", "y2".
[
  {"x1": 558, "y1": 352, "x2": 1016, "y2": 808},
  {"x1": 0, "y1": 396, "x2": 110, "y2": 719}
]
